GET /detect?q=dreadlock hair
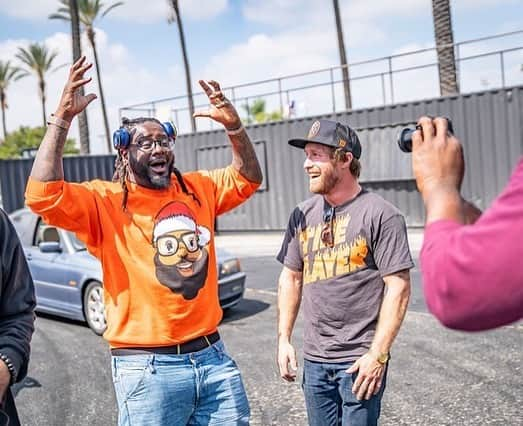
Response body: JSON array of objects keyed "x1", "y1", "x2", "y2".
[
  {"x1": 173, "y1": 167, "x2": 201, "y2": 207},
  {"x1": 113, "y1": 149, "x2": 130, "y2": 211},
  {"x1": 332, "y1": 147, "x2": 361, "y2": 178},
  {"x1": 114, "y1": 117, "x2": 201, "y2": 211}
]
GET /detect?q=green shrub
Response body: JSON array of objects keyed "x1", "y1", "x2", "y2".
[{"x1": 0, "y1": 125, "x2": 79, "y2": 159}]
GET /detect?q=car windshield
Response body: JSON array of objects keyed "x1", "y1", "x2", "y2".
[{"x1": 68, "y1": 231, "x2": 87, "y2": 251}]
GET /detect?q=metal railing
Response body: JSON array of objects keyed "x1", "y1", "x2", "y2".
[{"x1": 120, "y1": 30, "x2": 523, "y2": 133}]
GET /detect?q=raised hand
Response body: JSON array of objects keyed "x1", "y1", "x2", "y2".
[
  {"x1": 193, "y1": 80, "x2": 242, "y2": 130},
  {"x1": 55, "y1": 56, "x2": 97, "y2": 122}
]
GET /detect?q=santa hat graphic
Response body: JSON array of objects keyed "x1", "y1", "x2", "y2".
[{"x1": 152, "y1": 201, "x2": 210, "y2": 246}]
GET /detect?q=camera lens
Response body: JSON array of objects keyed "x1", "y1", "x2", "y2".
[
  {"x1": 397, "y1": 127, "x2": 414, "y2": 153},
  {"x1": 397, "y1": 118, "x2": 454, "y2": 153}
]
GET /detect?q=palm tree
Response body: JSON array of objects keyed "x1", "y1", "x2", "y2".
[
  {"x1": 50, "y1": 0, "x2": 123, "y2": 153},
  {"x1": 332, "y1": 0, "x2": 352, "y2": 110},
  {"x1": 0, "y1": 61, "x2": 26, "y2": 141},
  {"x1": 432, "y1": 0, "x2": 459, "y2": 95},
  {"x1": 16, "y1": 43, "x2": 59, "y2": 127},
  {"x1": 168, "y1": 0, "x2": 196, "y2": 132},
  {"x1": 69, "y1": 0, "x2": 91, "y2": 154},
  {"x1": 242, "y1": 99, "x2": 283, "y2": 124}
]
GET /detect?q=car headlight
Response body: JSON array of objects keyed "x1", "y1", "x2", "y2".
[{"x1": 219, "y1": 258, "x2": 241, "y2": 278}]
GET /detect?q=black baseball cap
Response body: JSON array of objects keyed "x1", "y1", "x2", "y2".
[{"x1": 288, "y1": 119, "x2": 362, "y2": 159}]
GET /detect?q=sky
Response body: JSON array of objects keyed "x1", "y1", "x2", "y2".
[{"x1": 1, "y1": 0, "x2": 522, "y2": 154}]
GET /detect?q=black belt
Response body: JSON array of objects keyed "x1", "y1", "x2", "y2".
[{"x1": 111, "y1": 332, "x2": 220, "y2": 356}]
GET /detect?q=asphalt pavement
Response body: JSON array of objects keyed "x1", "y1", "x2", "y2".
[
  {"x1": 216, "y1": 228, "x2": 522, "y2": 425},
  {"x1": 13, "y1": 228, "x2": 523, "y2": 425}
]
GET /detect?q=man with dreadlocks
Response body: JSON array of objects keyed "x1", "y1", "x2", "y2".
[{"x1": 25, "y1": 57, "x2": 262, "y2": 425}]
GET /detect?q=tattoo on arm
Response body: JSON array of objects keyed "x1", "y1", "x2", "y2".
[
  {"x1": 30, "y1": 124, "x2": 69, "y2": 182},
  {"x1": 229, "y1": 130, "x2": 263, "y2": 184}
]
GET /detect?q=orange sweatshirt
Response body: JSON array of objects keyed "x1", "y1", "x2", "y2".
[{"x1": 25, "y1": 166, "x2": 259, "y2": 348}]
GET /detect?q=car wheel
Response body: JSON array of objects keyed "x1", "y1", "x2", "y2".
[{"x1": 83, "y1": 281, "x2": 107, "y2": 336}]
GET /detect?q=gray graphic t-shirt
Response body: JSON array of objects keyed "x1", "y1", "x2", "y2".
[{"x1": 277, "y1": 190, "x2": 414, "y2": 363}]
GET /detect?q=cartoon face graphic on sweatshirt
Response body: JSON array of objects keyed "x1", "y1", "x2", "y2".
[{"x1": 152, "y1": 201, "x2": 211, "y2": 299}]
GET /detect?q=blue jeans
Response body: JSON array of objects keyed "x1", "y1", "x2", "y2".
[
  {"x1": 302, "y1": 359, "x2": 388, "y2": 426},
  {"x1": 111, "y1": 340, "x2": 250, "y2": 425}
]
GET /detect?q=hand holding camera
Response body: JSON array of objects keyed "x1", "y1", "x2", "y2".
[
  {"x1": 407, "y1": 116, "x2": 464, "y2": 197},
  {"x1": 397, "y1": 117, "x2": 454, "y2": 153},
  {"x1": 402, "y1": 116, "x2": 471, "y2": 224},
  {"x1": 401, "y1": 116, "x2": 482, "y2": 225}
]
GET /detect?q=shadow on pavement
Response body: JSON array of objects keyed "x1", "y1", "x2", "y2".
[
  {"x1": 221, "y1": 297, "x2": 270, "y2": 323},
  {"x1": 12, "y1": 376, "x2": 42, "y2": 397},
  {"x1": 35, "y1": 299, "x2": 271, "y2": 329},
  {"x1": 35, "y1": 311, "x2": 89, "y2": 330}
]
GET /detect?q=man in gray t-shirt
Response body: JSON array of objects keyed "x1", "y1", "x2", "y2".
[{"x1": 277, "y1": 119, "x2": 413, "y2": 426}]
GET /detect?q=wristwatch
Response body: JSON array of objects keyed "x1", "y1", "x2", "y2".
[{"x1": 370, "y1": 350, "x2": 389, "y2": 365}]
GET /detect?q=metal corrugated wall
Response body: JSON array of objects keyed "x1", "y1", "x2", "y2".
[
  {"x1": 0, "y1": 155, "x2": 115, "y2": 214},
  {"x1": 178, "y1": 86, "x2": 522, "y2": 230},
  {"x1": 183, "y1": 120, "x2": 425, "y2": 229},
  {"x1": 1, "y1": 86, "x2": 521, "y2": 229},
  {"x1": 0, "y1": 159, "x2": 33, "y2": 214}
]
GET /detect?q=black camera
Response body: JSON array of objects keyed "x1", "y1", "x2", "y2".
[{"x1": 397, "y1": 118, "x2": 454, "y2": 153}]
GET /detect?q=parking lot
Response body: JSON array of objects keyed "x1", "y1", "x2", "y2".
[{"x1": 13, "y1": 232, "x2": 523, "y2": 425}]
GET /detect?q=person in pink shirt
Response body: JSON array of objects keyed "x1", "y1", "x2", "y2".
[{"x1": 411, "y1": 116, "x2": 523, "y2": 331}]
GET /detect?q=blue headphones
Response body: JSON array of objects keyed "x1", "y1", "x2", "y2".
[{"x1": 112, "y1": 121, "x2": 178, "y2": 150}]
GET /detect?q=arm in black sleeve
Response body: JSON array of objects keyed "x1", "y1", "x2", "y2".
[{"x1": 0, "y1": 209, "x2": 36, "y2": 383}]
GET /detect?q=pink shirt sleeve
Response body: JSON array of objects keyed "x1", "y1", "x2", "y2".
[{"x1": 421, "y1": 157, "x2": 523, "y2": 331}]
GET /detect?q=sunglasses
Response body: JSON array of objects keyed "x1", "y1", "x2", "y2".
[{"x1": 321, "y1": 206, "x2": 336, "y2": 248}]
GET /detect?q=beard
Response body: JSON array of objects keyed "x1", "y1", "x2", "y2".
[
  {"x1": 154, "y1": 249, "x2": 209, "y2": 300},
  {"x1": 129, "y1": 154, "x2": 174, "y2": 189},
  {"x1": 309, "y1": 169, "x2": 340, "y2": 194}
]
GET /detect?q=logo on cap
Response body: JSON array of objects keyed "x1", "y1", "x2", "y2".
[
  {"x1": 308, "y1": 121, "x2": 321, "y2": 139},
  {"x1": 339, "y1": 139, "x2": 347, "y2": 148}
]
